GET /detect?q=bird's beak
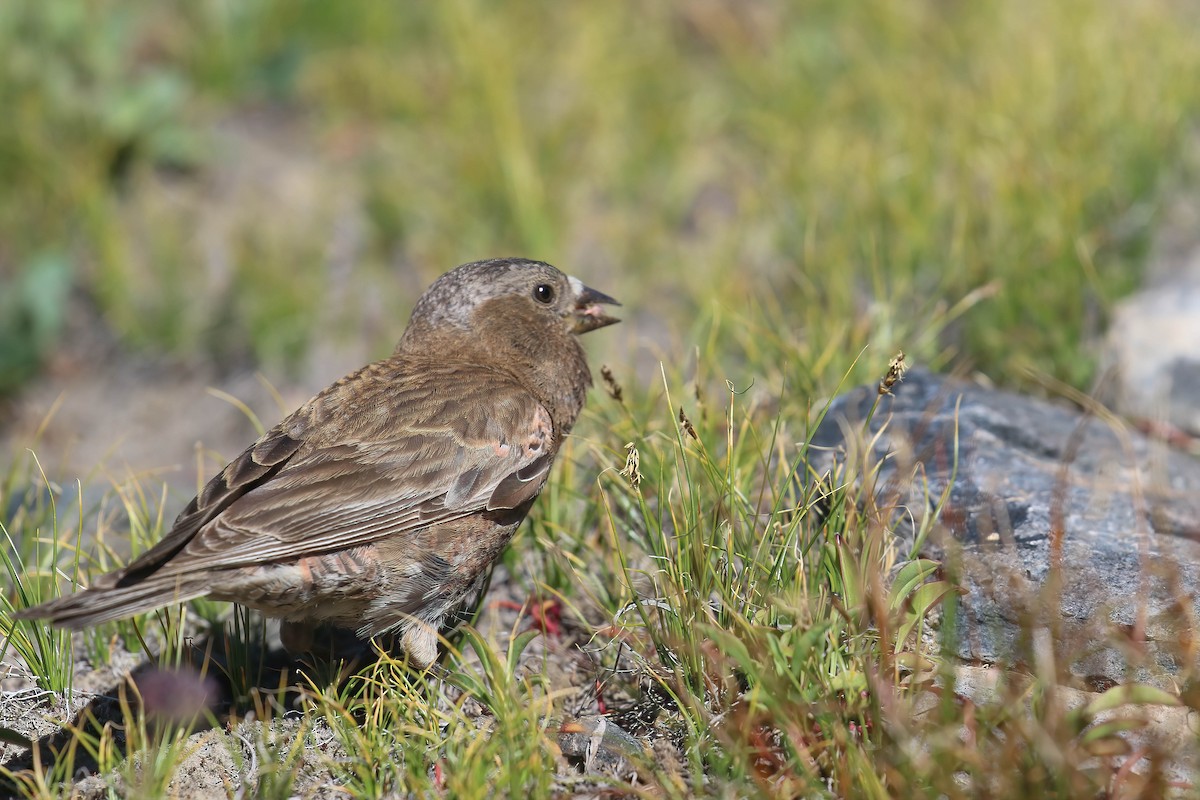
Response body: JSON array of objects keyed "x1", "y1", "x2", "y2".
[{"x1": 572, "y1": 283, "x2": 621, "y2": 334}]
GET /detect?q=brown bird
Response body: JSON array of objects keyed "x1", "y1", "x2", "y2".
[{"x1": 15, "y1": 258, "x2": 619, "y2": 668}]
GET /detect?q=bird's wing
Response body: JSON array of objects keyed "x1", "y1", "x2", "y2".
[{"x1": 110, "y1": 362, "x2": 555, "y2": 584}]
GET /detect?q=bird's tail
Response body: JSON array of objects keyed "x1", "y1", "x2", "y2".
[{"x1": 12, "y1": 577, "x2": 211, "y2": 629}]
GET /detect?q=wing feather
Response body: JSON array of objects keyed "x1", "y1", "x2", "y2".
[{"x1": 113, "y1": 361, "x2": 554, "y2": 582}]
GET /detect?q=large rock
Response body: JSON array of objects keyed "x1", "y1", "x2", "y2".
[
  {"x1": 1104, "y1": 284, "x2": 1200, "y2": 436},
  {"x1": 1102, "y1": 188, "x2": 1200, "y2": 436},
  {"x1": 810, "y1": 369, "x2": 1200, "y2": 686}
]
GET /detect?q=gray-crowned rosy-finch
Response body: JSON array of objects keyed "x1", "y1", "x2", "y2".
[{"x1": 16, "y1": 258, "x2": 619, "y2": 668}]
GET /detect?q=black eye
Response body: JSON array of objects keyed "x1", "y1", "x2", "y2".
[{"x1": 533, "y1": 284, "x2": 555, "y2": 304}]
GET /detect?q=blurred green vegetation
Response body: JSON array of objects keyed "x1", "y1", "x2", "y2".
[{"x1": 1, "y1": 0, "x2": 1198, "y2": 393}]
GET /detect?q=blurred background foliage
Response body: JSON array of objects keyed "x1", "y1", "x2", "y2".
[{"x1": 1, "y1": 0, "x2": 1199, "y2": 398}]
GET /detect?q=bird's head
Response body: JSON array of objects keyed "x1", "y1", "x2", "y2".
[{"x1": 398, "y1": 258, "x2": 620, "y2": 355}]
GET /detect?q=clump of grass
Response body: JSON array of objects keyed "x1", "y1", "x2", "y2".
[
  {"x1": 548, "y1": 360, "x2": 949, "y2": 793},
  {"x1": 521, "y1": 353, "x2": 1191, "y2": 797},
  {"x1": 304, "y1": 627, "x2": 565, "y2": 798},
  {"x1": 113, "y1": 675, "x2": 217, "y2": 799},
  {"x1": 226, "y1": 712, "x2": 311, "y2": 800},
  {"x1": 1, "y1": 453, "x2": 80, "y2": 696}
]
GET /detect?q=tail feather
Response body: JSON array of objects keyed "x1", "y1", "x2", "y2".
[{"x1": 12, "y1": 578, "x2": 211, "y2": 629}]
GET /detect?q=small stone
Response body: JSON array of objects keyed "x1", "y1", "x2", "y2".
[{"x1": 557, "y1": 715, "x2": 647, "y2": 775}]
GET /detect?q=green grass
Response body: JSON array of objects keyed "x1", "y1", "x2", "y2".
[
  {"x1": 0, "y1": 455, "x2": 78, "y2": 697},
  {"x1": 3, "y1": 0, "x2": 1200, "y2": 797},
  {"x1": 1, "y1": 358, "x2": 1193, "y2": 797}
]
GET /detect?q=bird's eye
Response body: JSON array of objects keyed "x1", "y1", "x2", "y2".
[{"x1": 533, "y1": 284, "x2": 555, "y2": 304}]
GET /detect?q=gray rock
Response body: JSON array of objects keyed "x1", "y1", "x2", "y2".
[
  {"x1": 809, "y1": 369, "x2": 1200, "y2": 686},
  {"x1": 557, "y1": 715, "x2": 647, "y2": 776},
  {"x1": 1102, "y1": 186, "x2": 1200, "y2": 437},
  {"x1": 1105, "y1": 284, "x2": 1200, "y2": 436}
]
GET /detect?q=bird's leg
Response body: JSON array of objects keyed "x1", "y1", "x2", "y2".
[
  {"x1": 279, "y1": 619, "x2": 315, "y2": 655},
  {"x1": 280, "y1": 619, "x2": 381, "y2": 691}
]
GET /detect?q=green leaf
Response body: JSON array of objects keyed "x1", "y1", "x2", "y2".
[
  {"x1": 703, "y1": 624, "x2": 754, "y2": 672},
  {"x1": 1079, "y1": 717, "x2": 1146, "y2": 745},
  {"x1": 1084, "y1": 684, "x2": 1180, "y2": 716},
  {"x1": 827, "y1": 668, "x2": 867, "y2": 694},
  {"x1": 1067, "y1": 683, "x2": 1181, "y2": 731},
  {"x1": 894, "y1": 580, "x2": 955, "y2": 652},
  {"x1": 888, "y1": 559, "x2": 940, "y2": 610},
  {"x1": 505, "y1": 628, "x2": 543, "y2": 676},
  {"x1": 785, "y1": 621, "x2": 832, "y2": 668}
]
